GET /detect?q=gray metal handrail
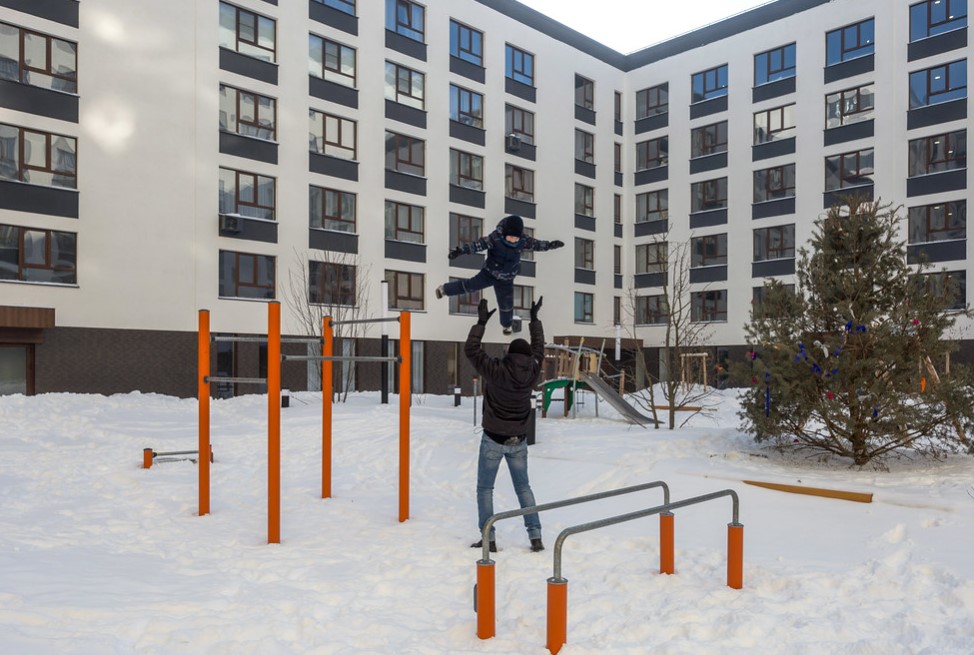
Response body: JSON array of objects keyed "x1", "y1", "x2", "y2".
[
  {"x1": 551, "y1": 489, "x2": 740, "y2": 580},
  {"x1": 330, "y1": 316, "x2": 400, "y2": 326},
  {"x1": 203, "y1": 376, "x2": 266, "y2": 385},
  {"x1": 281, "y1": 354, "x2": 402, "y2": 363},
  {"x1": 480, "y1": 480, "x2": 670, "y2": 562}
]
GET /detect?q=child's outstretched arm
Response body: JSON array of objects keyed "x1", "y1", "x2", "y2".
[
  {"x1": 524, "y1": 236, "x2": 564, "y2": 252},
  {"x1": 448, "y1": 233, "x2": 496, "y2": 259}
]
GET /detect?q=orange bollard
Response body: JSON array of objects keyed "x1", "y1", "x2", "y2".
[
  {"x1": 198, "y1": 309, "x2": 210, "y2": 516},
  {"x1": 546, "y1": 577, "x2": 568, "y2": 654},
  {"x1": 321, "y1": 316, "x2": 333, "y2": 499},
  {"x1": 727, "y1": 522, "x2": 744, "y2": 589},
  {"x1": 476, "y1": 560, "x2": 496, "y2": 639},
  {"x1": 659, "y1": 511, "x2": 674, "y2": 574},
  {"x1": 143, "y1": 448, "x2": 153, "y2": 469},
  {"x1": 268, "y1": 301, "x2": 281, "y2": 544},
  {"x1": 398, "y1": 311, "x2": 411, "y2": 522}
]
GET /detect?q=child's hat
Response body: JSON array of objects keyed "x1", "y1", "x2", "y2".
[{"x1": 502, "y1": 215, "x2": 524, "y2": 237}]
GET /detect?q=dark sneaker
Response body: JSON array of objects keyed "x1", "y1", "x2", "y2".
[
  {"x1": 530, "y1": 538, "x2": 545, "y2": 552},
  {"x1": 435, "y1": 285, "x2": 444, "y2": 299},
  {"x1": 471, "y1": 539, "x2": 497, "y2": 553}
]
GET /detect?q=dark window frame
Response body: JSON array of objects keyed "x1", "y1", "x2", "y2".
[
  {"x1": 635, "y1": 294, "x2": 668, "y2": 325},
  {"x1": 385, "y1": 60, "x2": 425, "y2": 110},
  {"x1": 635, "y1": 241, "x2": 667, "y2": 274},
  {"x1": 826, "y1": 83, "x2": 875, "y2": 128},
  {"x1": 908, "y1": 130, "x2": 967, "y2": 177},
  {"x1": 449, "y1": 148, "x2": 484, "y2": 190},
  {"x1": 908, "y1": 200, "x2": 966, "y2": 243},
  {"x1": 220, "y1": 250, "x2": 276, "y2": 299},
  {"x1": 449, "y1": 19, "x2": 483, "y2": 66},
  {"x1": 0, "y1": 22, "x2": 78, "y2": 93},
  {"x1": 691, "y1": 120, "x2": 728, "y2": 158},
  {"x1": 220, "y1": 167, "x2": 276, "y2": 220},
  {"x1": 220, "y1": 84, "x2": 277, "y2": 141},
  {"x1": 910, "y1": 0, "x2": 968, "y2": 41},
  {"x1": 309, "y1": 260, "x2": 356, "y2": 306},
  {"x1": 691, "y1": 290, "x2": 728, "y2": 322},
  {"x1": 753, "y1": 163, "x2": 796, "y2": 203},
  {"x1": 909, "y1": 60, "x2": 967, "y2": 109},
  {"x1": 387, "y1": 0, "x2": 425, "y2": 43},
  {"x1": 505, "y1": 163, "x2": 534, "y2": 202},
  {"x1": 385, "y1": 130, "x2": 425, "y2": 177},
  {"x1": 309, "y1": 33, "x2": 356, "y2": 88},
  {"x1": 506, "y1": 104, "x2": 535, "y2": 143},
  {"x1": 575, "y1": 184, "x2": 594, "y2": 217},
  {"x1": 753, "y1": 224, "x2": 796, "y2": 261},
  {"x1": 691, "y1": 177, "x2": 729, "y2": 212},
  {"x1": 505, "y1": 43, "x2": 534, "y2": 87},
  {"x1": 0, "y1": 223, "x2": 77, "y2": 284},
  {"x1": 575, "y1": 129, "x2": 595, "y2": 163},
  {"x1": 310, "y1": 185, "x2": 356, "y2": 232},
  {"x1": 636, "y1": 189, "x2": 668, "y2": 223},
  {"x1": 754, "y1": 43, "x2": 796, "y2": 86},
  {"x1": 825, "y1": 148, "x2": 875, "y2": 191},
  {"x1": 384, "y1": 200, "x2": 425, "y2": 243},
  {"x1": 691, "y1": 233, "x2": 728, "y2": 267},
  {"x1": 310, "y1": 110, "x2": 357, "y2": 160},
  {"x1": 312, "y1": 0, "x2": 356, "y2": 15},
  {"x1": 385, "y1": 269, "x2": 425, "y2": 310},
  {"x1": 575, "y1": 74, "x2": 594, "y2": 110},
  {"x1": 0, "y1": 123, "x2": 77, "y2": 189},
  {"x1": 574, "y1": 291, "x2": 594, "y2": 323},
  {"x1": 754, "y1": 103, "x2": 796, "y2": 144},
  {"x1": 825, "y1": 18, "x2": 875, "y2": 66},
  {"x1": 636, "y1": 136, "x2": 668, "y2": 170},
  {"x1": 450, "y1": 84, "x2": 484, "y2": 128},
  {"x1": 575, "y1": 237, "x2": 595, "y2": 270},
  {"x1": 691, "y1": 64, "x2": 728, "y2": 103},
  {"x1": 636, "y1": 83, "x2": 668, "y2": 119},
  {"x1": 219, "y1": 2, "x2": 277, "y2": 63}
]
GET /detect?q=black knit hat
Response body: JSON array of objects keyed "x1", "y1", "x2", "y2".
[
  {"x1": 508, "y1": 338, "x2": 532, "y2": 356},
  {"x1": 502, "y1": 215, "x2": 524, "y2": 237}
]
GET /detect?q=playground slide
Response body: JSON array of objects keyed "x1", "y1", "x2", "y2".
[{"x1": 578, "y1": 371, "x2": 654, "y2": 428}]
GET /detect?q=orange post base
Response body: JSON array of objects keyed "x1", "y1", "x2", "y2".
[
  {"x1": 143, "y1": 448, "x2": 153, "y2": 469},
  {"x1": 546, "y1": 577, "x2": 568, "y2": 654},
  {"x1": 476, "y1": 560, "x2": 495, "y2": 639},
  {"x1": 727, "y1": 522, "x2": 744, "y2": 589},
  {"x1": 659, "y1": 511, "x2": 674, "y2": 574}
]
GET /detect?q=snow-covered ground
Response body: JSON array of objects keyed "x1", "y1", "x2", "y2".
[{"x1": 1, "y1": 388, "x2": 972, "y2": 654}]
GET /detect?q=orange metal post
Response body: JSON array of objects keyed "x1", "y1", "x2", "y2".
[
  {"x1": 198, "y1": 309, "x2": 210, "y2": 516},
  {"x1": 727, "y1": 522, "x2": 744, "y2": 589},
  {"x1": 398, "y1": 311, "x2": 411, "y2": 522},
  {"x1": 659, "y1": 511, "x2": 674, "y2": 574},
  {"x1": 143, "y1": 448, "x2": 153, "y2": 470},
  {"x1": 321, "y1": 317, "x2": 333, "y2": 499},
  {"x1": 546, "y1": 577, "x2": 568, "y2": 655},
  {"x1": 268, "y1": 302, "x2": 281, "y2": 544},
  {"x1": 476, "y1": 560, "x2": 496, "y2": 639}
]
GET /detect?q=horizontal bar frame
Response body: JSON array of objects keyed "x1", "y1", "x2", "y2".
[{"x1": 204, "y1": 376, "x2": 267, "y2": 384}]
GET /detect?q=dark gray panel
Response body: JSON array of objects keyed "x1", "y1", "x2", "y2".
[
  {"x1": 614, "y1": 120, "x2": 623, "y2": 136},
  {"x1": 824, "y1": 54, "x2": 874, "y2": 84},
  {"x1": 574, "y1": 214, "x2": 596, "y2": 231},
  {"x1": 907, "y1": 99, "x2": 967, "y2": 131},
  {"x1": 634, "y1": 272, "x2": 666, "y2": 289},
  {"x1": 309, "y1": 0, "x2": 358, "y2": 35},
  {"x1": 309, "y1": 76, "x2": 358, "y2": 109},
  {"x1": 689, "y1": 209, "x2": 728, "y2": 229},
  {"x1": 634, "y1": 112, "x2": 668, "y2": 134},
  {"x1": 385, "y1": 30, "x2": 427, "y2": 61},
  {"x1": 575, "y1": 105, "x2": 596, "y2": 125},
  {"x1": 450, "y1": 56, "x2": 485, "y2": 83},
  {"x1": 385, "y1": 100, "x2": 427, "y2": 129},
  {"x1": 508, "y1": 141, "x2": 536, "y2": 161},
  {"x1": 907, "y1": 240, "x2": 966, "y2": 264},
  {"x1": 635, "y1": 220, "x2": 667, "y2": 237},
  {"x1": 752, "y1": 137, "x2": 796, "y2": 161},
  {"x1": 219, "y1": 216, "x2": 277, "y2": 244},
  {"x1": 0, "y1": 0, "x2": 78, "y2": 26},
  {"x1": 615, "y1": 172, "x2": 623, "y2": 187},
  {"x1": 908, "y1": 27, "x2": 967, "y2": 62},
  {"x1": 0, "y1": 179, "x2": 77, "y2": 218},
  {"x1": 752, "y1": 76, "x2": 796, "y2": 103},
  {"x1": 634, "y1": 166, "x2": 668, "y2": 186},
  {"x1": 751, "y1": 259, "x2": 795, "y2": 277},
  {"x1": 689, "y1": 152, "x2": 727, "y2": 174},
  {"x1": 309, "y1": 228, "x2": 358, "y2": 254},
  {"x1": 219, "y1": 132, "x2": 278, "y2": 165},
  {"x1": 907, "y1": 170, "x2": 967, "y2": 197},
  {"x1": 614, "y1": 274, "x2": 623, "y2": 289},
  {"x1": 385, "y1": 170, "x2": 427, "y2": 196},
  {"x1": 450, "y1": 120, "x2": 486, "y2": 146},
  {"x1": 261, "y1": 0, "x2": 277, "y2": 4},
  {"x1": 451, "y1": 252, "x2": 484, "y2": 271},
  {"x1": 823, "y1": 185, "x2": 873, "y2": 208},
  {"x1": 690, "y1": 265, "x2": 727, "y2": 283},
  {"x1": 614, "y1": 223, "x2": 623, "y2": 238},
  {"x1": 310, "y1": 152, "x2": 359, "y2": 181},
  {"x1": 385, "y1": 240, "x2": 427, "y2": 263},
  {"x1": 689, "y1": 95, "x2": 727, "y2": 119},
  {"x1": 0, "y1": 79, "x2": 78, "y2": 123},
  {"x1": 504, "y1": 197, "x2": 535, "y2": 218},
  {"x1": 449, "y1": 185, "x2": 485, "y2": 208},
  {"x1": 505, "y1": 77, "x2": 536, "y2": 103},
  {"x1": 575, "y1": 160, "x2": 596, "y2": 178},
  {"x1": 219, "y1": 48, "x2": 278, "y2": 85},
  {"x1": 752, "y1": 197, "x2": 796, "y2": 220},
  {"x1": 575, "y1": 269, "x2": 596, "y2": 285},
  {"x1": 519, "y1": 260, "x2": 536, "y2": 278},
  {"x1": 824, "y1": 119, "x2": 874, "y2": 146}
]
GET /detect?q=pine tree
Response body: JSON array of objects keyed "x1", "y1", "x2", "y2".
[{"x1": 739, "y1": 199, "x2": 974, "y2": 465}]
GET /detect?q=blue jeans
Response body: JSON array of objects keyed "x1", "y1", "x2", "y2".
[
  {"x1": 443, "y1": 270, "x2": 516, "y2": 328},
  {"x1": 477, "y1": 434, "x2": 541, "y2": 540}
]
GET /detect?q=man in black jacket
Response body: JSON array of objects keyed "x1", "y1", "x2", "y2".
[{"x1": 465, "y1": 297, "x2": 545, "y2": 552}]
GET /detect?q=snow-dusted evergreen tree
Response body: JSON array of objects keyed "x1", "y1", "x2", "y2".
[{"x1": 739, "y1": 199, "x2": 974, "y2": 465}]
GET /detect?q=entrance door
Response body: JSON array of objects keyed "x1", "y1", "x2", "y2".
[{"x1": 0, "y1": 345, "x2": 28, "y2": 395}]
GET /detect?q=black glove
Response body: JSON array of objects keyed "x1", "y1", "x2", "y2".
[
  {"x1": 548, "y1": 240, "x2": 564, "y2": 249},
  {"x1": 477, "y1": 299, "x2": 496, "y2": 326},
  {"x1": 448, "y1": 246, "x2": 464, "y2": 260},
  {"x1": 530, "y1": 296, "x2": 543, "y2": 322}
]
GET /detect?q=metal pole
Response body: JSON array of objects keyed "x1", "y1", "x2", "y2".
[
  {"x1": 198, "y1": 309, "x2": 210, "y2": 516},
  {"x1": 381, "y1": 279, "x2": 389, "y2": 405},
  {"x1": 472, "y1": 377, "x2": 479, "y2": 426},
  {"x1": 268, "y1": 301, "x2": 281, "y2": 544},
  {"x1": 615, "y1": 324, "x2": 621, "y2": 362},
  {"x1": 322, "y1": 316, "x2": 333, "y2": 499},
  {"x1": 399, "y1": 311, "x2": 411, "y2": 522}
]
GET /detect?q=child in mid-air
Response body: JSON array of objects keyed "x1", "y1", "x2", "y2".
[{"x1": 435, "y1": 215, "x2": 563, "y2": 335}]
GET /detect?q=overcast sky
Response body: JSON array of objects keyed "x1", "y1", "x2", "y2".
[{"x1": 515, "y1": 0, "x2": 774, "y2": 53}]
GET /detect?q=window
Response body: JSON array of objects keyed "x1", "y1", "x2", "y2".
[
  {"x1": 575, "y1": 184, "x2": 594, "y2": 217},
  {"x1": 636, "y1": 242, "x2": 667, "y2": 274},
  {"x1": 385, "y1": 61, "x2": 425, "y2": 110},
  {"x1": 219, "y1": 168, "x2": 275, "y2": 220},
  {"x1": 691, "y1": 290, "x2": 727, "y2": 322},
  {"x1": 919, "y1": 270, "x2": 966, "y2": 310},
  {"x1": 690, "y1": 121, "x2": 728, "y2": 158},
  {"x1": 753, "y1": 104, "x2": 796, "y2": 144},
  {"x1": 386, "y1": 0, "x2": 425, "y2": 43},
  {"x1": 385, "y1": 201, "x2": 424, "y2": 243},
  {"x1": 220, "y1": 85, "x2": 276, "y2": 141},
  {"x1": 310, "y1": 185, "x2": 356, "y2": 232},
  {"x1": 575, "y1": 75, "x2": 594, "y2": 110},
  {"x1": 385, "y1": 269, "x2": 424, "y2": 310},
  {"x1": 636, "y1": 136, "x2": 668, "y2": 170},
  {"x1": 613, "y1": 296, "x2": 621, "y2": 326},
  {"x1": 614, "y1": 245, "x2": 622, "y2": 275},
  {"x1": 910, "y1": 0, "x2": 968, "y2": 41},
  {"x1": 909, "y1": 60, "x2": 967, "y2": 109},
  {"x1": 575, "y1": 129, "x2": 594, "y2": 163},
  {"x1": 691, "y1": 177, "x2": 728, "y2": 212},
  {"x1": 385, "y1": 131, "x2": 425, "y2": 176},
  {"x1": 825, "y1": 148, "x2": 874, "y2": 190},
  {"x1": 614, "y1": 91, "x2": 622, "y2": 122},
  {"x1": 449, "y1": 212, "x2": 482, "y2": 247},
  {"x1": 614, "y1": 193, "x2": 622, "y2": 223},
  {"x1": 691, "y1": 64, "x2": 728, "y2": 102},
  {"x1": 520, "y1": 226, "x2": 536, "y2": 261},
  {"x1": 309, "y1": 261, "x2": 356, "y2": 305},
  {"x1": 219, "y1": 250, "x2": 275, "y2": 299},
  {"x1": 514, "y1": 285, "x2": 534, "y2": 313},
  {"x1": 448, "y1": 276, "x2": 482, "y2": 315},
  {"x1": 691, "y1": 233, "x2": 727, "y2": 267},
  {"x1": 310, "y1": 110, "x2": 356, "y2": 160},
  {"x1": 636, "y1": 189, "x2": 667, "y2": 223},
  {"x1": 574, "y1": 292, "x2": 594, "y2": 323},
  {"x1": 450, "y1": 85, "x2": 483, "y2": 128},
  {"x1": 909, "y1": 200, "x2": 966, "y2": 243},
  {"x1": 614, "y1": 143, "x2": 622, "y2": 173},
  {"x1": 753, "y1": 224, "x2": 796, "y2": 261},
  {"x1": 309, "y1": 34, "x2": 356, "y2": 88},
  {"x1": 636, "y1": 83, "x2": 668, "y2": 119},
  {"x1": 753, "y1": 284, "x2": 795, "y2": 308},
  {"x1": 312, "y1": 0, "x2": 355, "y2": 15},
  {"x1": 505, "y1": 44, "x2": 534, "y2": 86},
  {"x1": 826, "y1": 18, "x2": 875, "y2": 66},
  {"x1": 0, "y1": 224, "x2": 76, "y2": 284},
  {"x1": 506, "y1": 104, "x2": 535, "y2": 144},
  {"x1": 908, "y1": 130, "x2": 966, "y2": 176},
  {"x1": 754, "y1": 43, "x2": 796, "y2": 85},
  {"x1": 753, "y1": 164, "x2": 796, "y2": 203},
  {"x1": 219, "y1": 2, "x2": 276, "y2": 63},
  {"x1": 505, "y1": 164, "x2": 534, "y2": 202},
  {"x1": 825, "y1": 84, "x2": 874, "y2": 128},
  {"x1": 449, "y1": 149, "x2": 483, "y2": 190},
  {"x1": 635, "y1": 295, "x2": 668, "y2": 325},
  {"x1": 0, "y1": 123, "x2": 76, "y2": 189},
  {"x1": 449, "y1": 19, "x2": 483, "y2": 66},
  {"x1": 0, "y1": 22, "x2": 77, "y2": 93},
  {"x1": 575, "y1": 238, "x2": 594, "y2": 269}
]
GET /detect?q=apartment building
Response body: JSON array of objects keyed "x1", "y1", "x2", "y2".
[{"x1": 0, "y1": 0, "x2": 969, "y2": 396}]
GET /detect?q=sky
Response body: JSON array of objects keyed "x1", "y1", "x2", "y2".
[
  {"x1": 1, "y1": 386, "x2": 973, "y2": 653},
  {"x1": 516, "y1": 0, "x2": 773, "y2": 53}
]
